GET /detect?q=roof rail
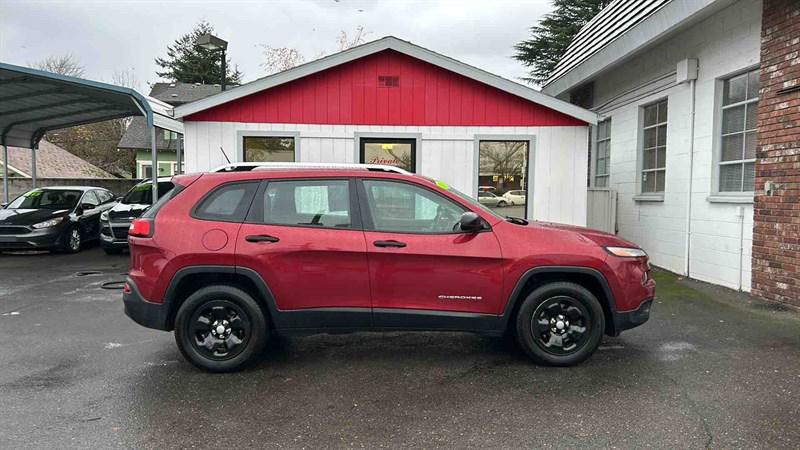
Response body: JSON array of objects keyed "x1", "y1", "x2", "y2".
[{"x1": 211, "y1": 162, "x2": 412, "y2": 175}]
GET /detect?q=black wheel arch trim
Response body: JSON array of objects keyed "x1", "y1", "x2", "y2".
[{"x1": 500, "y1": 266, "x2": 620, "y2": 336}]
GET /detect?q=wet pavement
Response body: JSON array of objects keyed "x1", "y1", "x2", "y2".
[{"x1": 1, "y1": 246, "x2": 799, "y2": 449}]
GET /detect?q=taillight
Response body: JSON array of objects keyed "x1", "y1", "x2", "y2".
[{"x1": 128, "y1": 218, "x2": 153, "y2": 238}]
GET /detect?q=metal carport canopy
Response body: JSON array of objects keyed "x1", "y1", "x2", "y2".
[{"x1": 0, "y1": 61, "x2": 183, "y2": 204}]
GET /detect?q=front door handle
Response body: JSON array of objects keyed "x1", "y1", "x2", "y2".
[
  {"x1": 373, "y1": 240, "x2": 406, "y2": 248},
  {"x1": 246, "y1": 234, "x2": 280, "y2": 243}
]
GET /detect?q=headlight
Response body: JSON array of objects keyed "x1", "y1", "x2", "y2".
[
  {"x1": 100, "y1": 211, "x2": 109, "y2": 221},
  {"x1": 32, "y1": 217, "x2": 64, "y2": 229},
  {"x1": 605, "y1": 246, "x2": 647, "y2": 258}
]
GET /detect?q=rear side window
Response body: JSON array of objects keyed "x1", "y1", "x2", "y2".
[
  {"x1": 194, "y1": 182, "x2": 258, "y2": 222},
  {"x1": 252, "y1": 179, "x2": 352, "y2": 228}
]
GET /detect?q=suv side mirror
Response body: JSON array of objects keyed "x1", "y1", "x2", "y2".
[
  {"x1": 0, "y1": 202, "x2": 6, "y2": 208},
  {"x1": 459, "y1": 211, "x2": 484, "y2": 232},
  {"x1": 80, "y1": 203, "x2": 96, "y2": 212}
]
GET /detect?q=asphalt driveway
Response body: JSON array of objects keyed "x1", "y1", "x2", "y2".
[{"x1": 1, "y1": 247, "x2": 799, "y2": 449}]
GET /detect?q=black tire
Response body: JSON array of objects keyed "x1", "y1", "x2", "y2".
[
  {"x1": 497, "y1": 200, "x2": 508, "y2": 207},
  {"x1": 515, "y1": 282, "x2": 604, "y2": 367},
  {"x1": 174, "y1": 285, "x2": 268, "y2": 373},
  {"x1": 62, "y1": 225, "x2": 82, "y2": 254},
  {"x1": 102, "y1": 247, "x2": 124, "y2": 255}
]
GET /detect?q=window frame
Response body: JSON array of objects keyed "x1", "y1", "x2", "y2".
[
  {"x1": 637, "y1": 98, "x2": 669, "y2": 197},
  {"x1": 245, "y1": 177, "x2": 363, "y2": 231},
  {"x1": 356, "y1": 178, "x2": 481, "y2": 236},
  {"x1": 592, "y1": 119, "x2": 612, "y2": 188},
  {"x1": 191, "y1": 181, "x2": 260, "y2": 223},
  {"x1": 711, "y1": 65, "x2": 759, "y2": 201},
  {"x1": 236, "y1": 130, "x2": 300, "y2": 164}
]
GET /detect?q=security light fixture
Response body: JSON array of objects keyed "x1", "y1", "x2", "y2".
[{"x1": 196, "y1": 33, "x2": 229, "y2": 91}]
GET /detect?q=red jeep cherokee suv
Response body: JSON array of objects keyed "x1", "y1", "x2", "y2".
[{"x1": 124, "y1": 164, "x2": 654, "y2": 372}]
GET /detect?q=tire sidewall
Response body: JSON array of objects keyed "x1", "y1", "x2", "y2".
[
  {"x1": 515, "y1": 282, "x2": 605, "y2": 366},
  {"x1": 174, "y1": 285, "x2": 268, "y2": 373}
]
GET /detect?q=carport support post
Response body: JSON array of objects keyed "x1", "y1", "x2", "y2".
[
  {"x1": 31, "y1": 144, "x2": 37, "y2": 188},
  {"x1": 2, "y1": 144, "x2": 7, "y2": 204},
  {"x1": 150, "y1": 125, "x2": 158, "y2": 203},
  {"x1": 176, "y1": 133, "x2": 183, "y2": 175}
]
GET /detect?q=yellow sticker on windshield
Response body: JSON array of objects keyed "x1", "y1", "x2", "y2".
[
  {"x1": 25, "y1": 190, "x2": 43, "y2": 197},
  {"x1": 435, "y1": 180, "x2": 450, "y2": 190}
]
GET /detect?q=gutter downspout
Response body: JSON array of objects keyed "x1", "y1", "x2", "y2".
[{"x1": 684, "y1": 77, "x2": 697, "y2": 277}]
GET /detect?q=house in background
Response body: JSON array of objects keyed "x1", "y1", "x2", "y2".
[
  {"x1": 117, "y1": 82, "x2": 220, "y2": 178},
  {"x1": 173, "y1": 36, "x2": 597, "y2": 226},
  {"x1": 0, "y1": 140, "x2": 112, "y2": 179},
  {"x1": 543, "y1": 0, "x2": 800, "y2": 306}
]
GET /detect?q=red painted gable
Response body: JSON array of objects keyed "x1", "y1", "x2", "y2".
[{"x1": 186, "y1": 50, "x2": 585, "y2": 126}]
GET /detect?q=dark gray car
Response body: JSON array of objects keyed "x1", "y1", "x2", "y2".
[{"x1": 0, "y1": 186, "x2": 116, "y2": 253}]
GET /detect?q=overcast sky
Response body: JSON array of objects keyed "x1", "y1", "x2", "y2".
[{"x1": 0, "y1": 0, "x2": 550, "y2": 93}]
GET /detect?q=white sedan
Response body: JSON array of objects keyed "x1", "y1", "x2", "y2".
[{"x1": 502, "y1": 190, "x2": 526, "y2": 206}]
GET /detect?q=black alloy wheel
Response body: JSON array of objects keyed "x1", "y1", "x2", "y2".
[
  {"x1": 175, "y1": 285, "x2": 268, "y2": 372},
  {"x1": 189, "y1": 300, "x2": 251, "y2": 361},
  {"x1": 515, "y1": 282, "x2": 604, "y2": 366},
  {"x1": 531, "y1": 296, "x2": 590, "y2": 356}
]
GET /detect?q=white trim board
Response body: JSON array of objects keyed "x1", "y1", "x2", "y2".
[{"x1": 174, "y1": 36, "x2": 597, "y2": 125}]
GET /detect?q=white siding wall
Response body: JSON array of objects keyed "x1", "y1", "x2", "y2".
[
  {"x1": 183, "y1": 122, "x2": 589, "y2": 226},
  {"x1": 592, "y1": 0, "x2": 761, "y2": 291}
]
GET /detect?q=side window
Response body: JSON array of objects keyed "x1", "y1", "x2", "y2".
[
  {"x1": 82, "y1": 190, "x2": 99, "y2": 207},
  {"x1": 194, "y1": 182, "x2": 258, "y2": 222},
  {"x1": 362, "y1": 180, "x2": 464, "y2": 233},
  {"x1": 258, "y1": 179, "x2": 351, "y2": 228}
]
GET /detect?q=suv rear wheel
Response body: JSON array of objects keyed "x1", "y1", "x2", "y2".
[
  {"x1": 515, "y1": 282, "x2": 604, "y2": 366},
  {"x1": 174, "y1": 285, "x2": 268, "y2": 372}
]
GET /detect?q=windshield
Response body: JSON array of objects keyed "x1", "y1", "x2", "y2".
[
  {"x1": 7, "y1": 189, "x2": 82, "y2": 210},
  {"x1": 122, "y1": 181, "x2": 174, "y2": 205},
  {"x1": 422, "y1": 177, "x2": 504, "y2": 220}
]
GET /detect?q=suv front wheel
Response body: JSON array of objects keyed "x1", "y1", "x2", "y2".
[
  {"x1": 174, "y1": 285, "x2": 268, "y2": 372},
  {"x1": 515, "y1": 282, "x2": 604, "y2": 366}
]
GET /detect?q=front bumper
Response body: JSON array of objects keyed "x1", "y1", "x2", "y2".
[
  {"x1": 0, "y1": 227, "x2": 63, "y2": 250},
  {"x1": 123, "y1": 278, "x2": 170, "y2": 331},
  {"x1": 101, "y1": 221, "x2": 131, "y2": 249},
  {"x1": 611, "y1": 299, "x2": 653, "y2": 335}
]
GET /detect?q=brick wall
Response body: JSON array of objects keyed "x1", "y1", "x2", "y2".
[{"x1": 751, "y1": 0, "x2": 800, "y2": 306}]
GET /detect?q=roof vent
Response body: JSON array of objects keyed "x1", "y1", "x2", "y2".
[{"x1": 378, "y1": 76, "x2": 399, "y2": 88}]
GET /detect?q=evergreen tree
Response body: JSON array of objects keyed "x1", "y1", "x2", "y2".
[
  {"x1": 513, "y1": 0, "x2": 611, "y2": 85},
  {"x1": 155, "y1": 21, "x2": 243, "y2": 85}
]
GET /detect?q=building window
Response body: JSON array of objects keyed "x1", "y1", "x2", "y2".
[
  {"x1": 243, "y1": 136, "x2": 295, "y2": 162},
  {"x1": 641, "y1": 99, "x2": 668, "y2": 193},
  {"x1": 360, "y1": 138, "x2": 415, "y2": 172},
  {"x1": 719, "y1": 69, "x2": 759, "y2": 192},
  {"x1": 141, "y1": 164, "x2": 153, "y2": 179},
  {"x1": 163, "y1": 129, "x2": 177, "y2": 140},
  {"x1": 478, "y1": 140, "x2": 529, "y2": 216},
  {"x1": 594, "y1": 119, "x2": 611, "y2": 187}
]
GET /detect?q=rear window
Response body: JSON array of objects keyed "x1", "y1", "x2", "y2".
[{"x1": 193, "y1": 182, "x2": 259, "y2": 222}]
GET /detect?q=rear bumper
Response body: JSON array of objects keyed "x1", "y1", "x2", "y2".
[
  {"x1": 611, "y1": 299, "x2": 653, "y2": 335},
  {"x1": 123, "y1": 277, "x2": 169, "y2": 331}
]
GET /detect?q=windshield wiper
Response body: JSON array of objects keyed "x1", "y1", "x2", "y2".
[{"x1": 505, "y1": 216, "x2": 529, "y2": 225}]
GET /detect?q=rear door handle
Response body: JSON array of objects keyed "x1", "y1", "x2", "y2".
[
  {"x1": 246, "y1": 234, "x2": 280, "y2": 243},
  {"x1": 373, "y1": 240, "x2": 406, "y2": 248}
]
